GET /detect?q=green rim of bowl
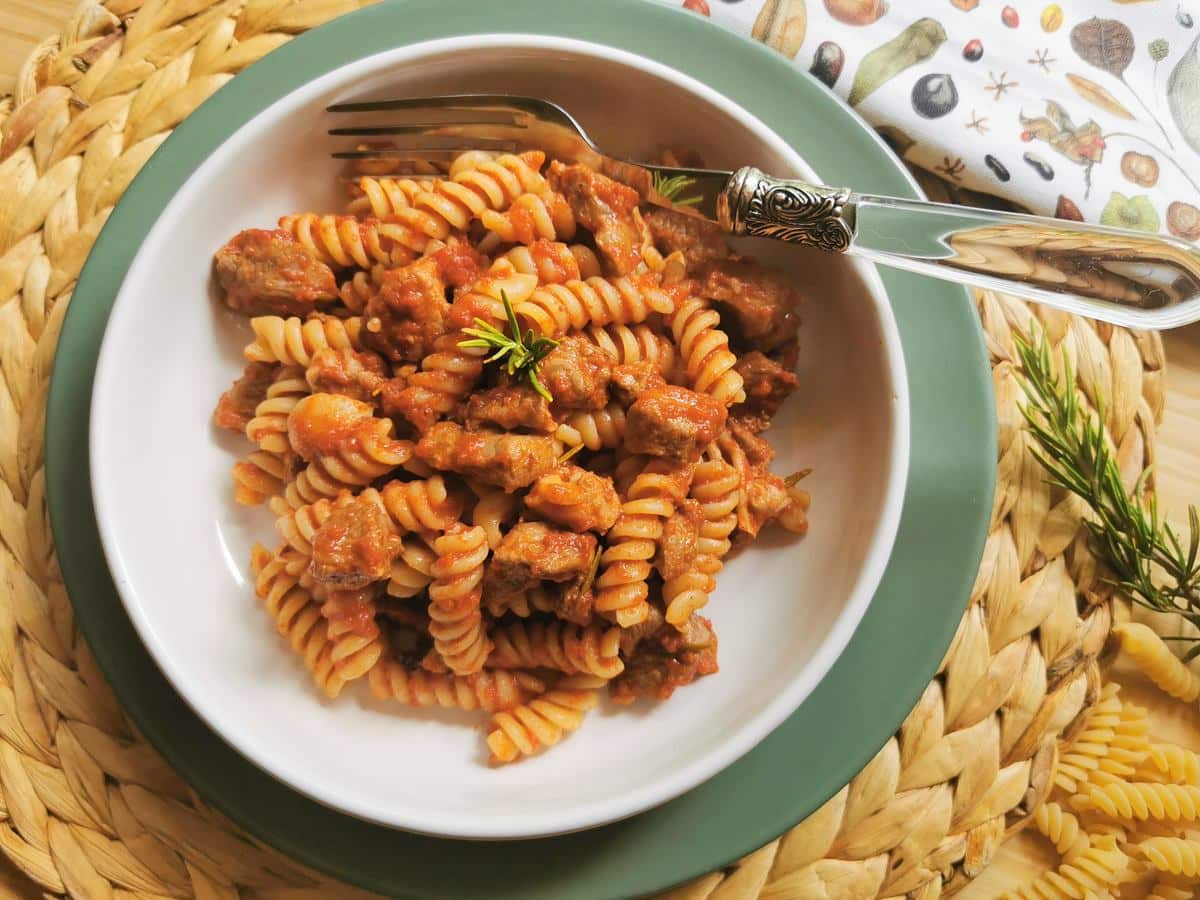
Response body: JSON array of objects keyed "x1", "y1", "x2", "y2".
[{"x1": 46, "y1": 2, "x2": 995, "y2": 898}]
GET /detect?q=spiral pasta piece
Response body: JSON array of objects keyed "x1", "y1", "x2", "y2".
[
  {"x1": 337, "y1": 265, "x2": 386, "y2": 313},
  {"x1": 1135, "y1": 744, "x2": 1200, "y2": 785},
  {"x1": 244, "y1": 315, "x2": 364, "y2": 366},
  {"x1": 488, "y1": 620, "x2": 624, "y2": 679},
  {"x1": 1083, "y1": 782, "x2": 1200, "y2": 822},
  {"x1": 472, "y1": 489, "x2": 519, "y2": 550},
  {"x1": 324, "y1": 587, "x2": 384, "y2": 684},
  {"x1": 1003, "y1": 844, "x2": 1129, "y2": 900},
  {"x1": 1114, "y1": 623, "x2": 1200, "y2": 702},
  {"x1": 252, "y1": 545, "x2": 346, "y2": 698},
  {"x1": 1054, "y1": 685, "x2": 1151, "y2": 794},
  {"x1": 428, "y1": 524, "x2": 491, "y2": 674},
  {"x1": 232, "y1": 451, "x2": 287, "y2": 506},
  {"x1": 1138, "y1": 837, "x2": 1200, "y2": 877},
  {"x1": 368, "y1": 657, "x2": 546, "y2": 712},
  {"x1": 305, "y1": 416, "x2": 413, "y2": 486},
  {"x1": 663, "y1": 566, "x2": 716, "y2": 628},
  {"x1": 514, "y1": 275, "x2": 674, "y2": 337},
  {"x1": 271, "y1": 494, "x2": 339, "y2": 556},
  {"x1": 670, "y1": 296, "x2": 745, "y2": 406},
  {"x1": 689, "y1": 458, "x2": 740, "y2": 577},
  {"x1": 278, "y1": 213, "x2": 419, "y2": 268},
  {"x1": 387, "y1": 534, "x2": 437, "y2": 598},
  {"x1": 584, "y1": 323, "x2": 677, "y2": 377},
  {"x1": 554, "y1": 405, "x2": 626, "y2": 452},
  {"x1": 347, "y1": 176, "x2": 434, "y2": 219},
  {"x1": 1033, "y1": 803, "x2": 1090, "y2": 863},
  {"x1": 595, "y1": 461, "x2": 684, "y2": 628},
  {"x1": 493, "y1": 241, "x2": 597, "y2": 284},
  {"x1": 479, "y1": 192, "x2": 576, "y2": 245},
  {"x1": 486, "y1": 674, "x2": 606, "y2": 764},
  {"x1": 1146, "y1": 877, "x2": 1195, "y2": 900},
  {"x1": 379, "y1": 475, "x2": 464, "y2": 534},
  {"x1": 412, "y1": 151, "x2": 549, "y2": 234},
  {"x1": 282, "y1": 460, "x2": 355, "y2": 509},
  {"x1": 245, "y1": 367, "x2": 308, "y2": 456}
]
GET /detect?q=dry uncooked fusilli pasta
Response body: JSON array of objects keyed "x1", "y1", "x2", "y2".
[
  {"x1": 1138, "y1": 837, "x2": 1200, "y2": 877},
  {"x1": 1113, "y1": 623, "x2": 1200, "y2": 703}
]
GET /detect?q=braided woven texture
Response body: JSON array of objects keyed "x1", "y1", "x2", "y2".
[{"x1": 0, "y1": 2, "x2": 1166, "y2": 897}]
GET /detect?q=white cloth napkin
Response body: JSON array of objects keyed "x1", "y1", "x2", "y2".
[{"x1": 678, "y1": 0, "x2": 1200, "y2": 240}]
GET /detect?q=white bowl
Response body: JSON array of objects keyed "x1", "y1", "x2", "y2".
[{"x1": 90, "y1": 34, "x2": 909, "y2": 839}]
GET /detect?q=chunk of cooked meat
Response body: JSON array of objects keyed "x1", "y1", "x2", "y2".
[
  {"x1": 538, "y1": 335, "x2": 614, "y2": 411},
  {"x1": 362, "y1": 257, "x2": 450, "y2": 363},
  {"x1": 212, "y1": 362, "x2": 276, "y2": 432},
  {"x1": 657, "y1": 499, "x2": 702, "y2": 579},
  {"x1": 432, "y1": 236, "x2": 488, "y2": 289},
  {"x1": 415, "y1": 422, "x2": 559, "y2": 492},
  {"x1": 733, "y1": 350, "x2": 799, "y2": 422},
  {"x1": 547, "y1": 161, "x2": 642, "y2": 275},
  {"x1": 625, "y1": 385, "x2": 727, "y2": 462},
  {"x1": 483, "y1": 522, "x2": 598, "y2": 601},
  {"x1": 699, "y1": 258, "x2": 801, "y2": 353},
  {"x1": 305, "y1": 347, "x2": 389, "y2": 402},
  {"x1": 213, "y1": 228, "x2": 337, "y2": 316},
  {"x1": 723, "y1": 418, "x2": 775, "y2": 469},
  {"x1": 609, "y1": 615, "x2": 718, "y2": 703},
  {"x1": 608, "y1": 361, "x2": 666, "y2": 407},
  {"x1": 465, "y1": 384, "x2": 556, "y2": 433},
  {"x1": 524, "y1": 465, "x2": 621, "y2": 533},
  {"x1": 642, "y1": 206, "x2": 728, "y2": 273},
  {"x1": 617, "y1": 604, "x2": 666, "y2": 656},
  {"x1": 555, "y1": 574, "x2": 596, "y2": 626},
  {"x1": 739, "y1": 471, "x2": 791, "y2": 538},
  {"x1": 309, "y1": 494, "x2": 401, "y2": 590}
]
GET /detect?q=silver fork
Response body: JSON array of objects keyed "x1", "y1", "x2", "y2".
[{"x1": 328, "y1": 94, "x2": 1200, "y2": 330}]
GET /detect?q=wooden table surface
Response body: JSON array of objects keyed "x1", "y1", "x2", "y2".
[{"x1": 2, "y1": 7, "x2": 1199, "y2": 899}]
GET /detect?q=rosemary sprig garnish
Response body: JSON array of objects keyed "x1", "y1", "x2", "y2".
[
  {"x1": 652, "y1": 171, "x2": 702, "y2": 208},
  {"x1": 1016, "y1": 333, "x2": 1200, "y2": 655},
  {"x1": 458, "y1": 290, "x2": 559, "y2": 402}
]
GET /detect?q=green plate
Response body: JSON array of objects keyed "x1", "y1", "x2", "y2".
[{"x1": 46, "y1": 2, "x2": 995, "y2": 897}]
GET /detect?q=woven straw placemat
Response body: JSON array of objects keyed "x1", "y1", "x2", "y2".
[{"x1": 0, "y1": 1, "x2": 1165, "y2": 897}]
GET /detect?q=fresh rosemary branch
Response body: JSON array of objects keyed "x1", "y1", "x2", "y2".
[
  {"x1": 652, "y1": 171, "x2": 702, "y2": 207},
  {"x1": 1015, "y1": 333, "x2": 1200, "y2": 655},
  {"x1": 458, "y1": 290, "x2": 559, "y2": 402}
]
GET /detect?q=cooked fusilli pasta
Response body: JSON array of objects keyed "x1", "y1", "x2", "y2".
[
  {"x1": 244, "y1": 315, "x2": 363, "y2": 366},
  {"x1": 368, "y1": 656, "x2": 546, "y2": 712},
  {"x1": 488, "y1": 620, "x2": 624, "y2": 679},
  {"x1": 486, "y1": 674, "x2": 607, "y2": 764},
  {"x1": 245, "y1": 366, "x2": 308, "y2": 456},
  {"x1": 212, "y1": 147, "x2": 810, "y2": 766},
  {"x1": 670, "y1": 296, "x2": 745, "y2": 406},
  {"x1": 514, "y1": 275, "x2": 674, "y2": 336},
  {"x1": 279, "y1": 212, "x2": 417, "y2": 268}
]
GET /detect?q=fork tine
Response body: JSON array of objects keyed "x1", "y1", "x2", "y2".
[
  {"x1": 328, "y1": 124, "x2": 524, "y2": 137},
  {"x1": 326, "y1": 93, "x2": 537, "y2": 113}
]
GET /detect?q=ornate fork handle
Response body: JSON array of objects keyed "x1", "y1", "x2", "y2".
[
  {"x1": 716, "y1": 166, "x2": 1200, "y2": 329},
  {"x1": 718, "y1": 167, "x2": 855, "y2": 252}
]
